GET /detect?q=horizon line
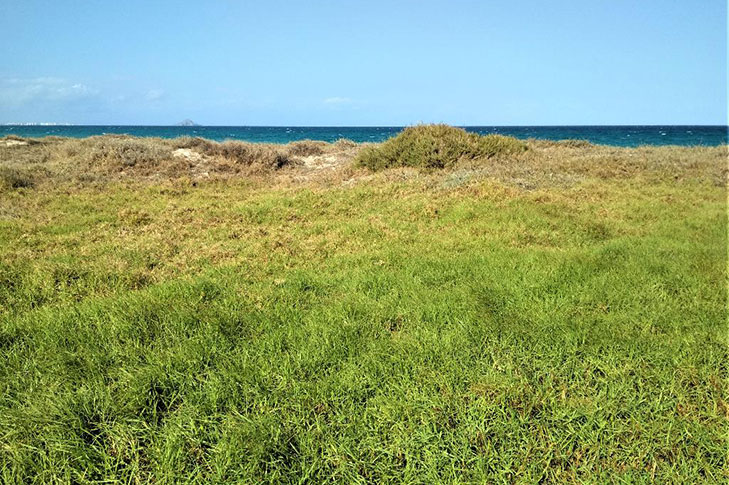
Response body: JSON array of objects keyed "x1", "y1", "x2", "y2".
[{"x1": 2, "y1": 123, "x2": 728, "y2": 128}]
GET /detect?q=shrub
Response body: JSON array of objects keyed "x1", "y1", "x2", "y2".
[
  {"x1": 172, "y1": 136, "x2": 217, "y2": 153},
  {"x1": 333, "y1": 138, "x2": 358, "y2": 150},
  {"x1": 0, "y1": 166, "x2": 35, "y2": 189},
  {"x1": 356, "y1": 124, "x2": 527, "y2": 170},
  {"x1": 287, "y1": 140, "x2": 327, "y2": 157},
  {"x1": 2, "y1": 134, "x2": 26, "y2": 142},
  {"x1": 215, "y1": 141, "x2": 296, "y2": 170},
  {"x1": 87, "y1": 137, "x2": 172, "y2": 169}
]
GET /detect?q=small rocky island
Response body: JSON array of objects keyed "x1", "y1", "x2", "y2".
[{"x1": 175, "y1": 119, "x2": 199, "y2": 127}]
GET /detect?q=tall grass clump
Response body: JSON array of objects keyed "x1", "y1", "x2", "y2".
[{"x1": 356, "y1": 124, "x2": 527, "y2": 170}]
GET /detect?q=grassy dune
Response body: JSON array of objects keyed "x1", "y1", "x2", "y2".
[{"x1": 0, "y1": 128, "x2": 727, "y2": 483}]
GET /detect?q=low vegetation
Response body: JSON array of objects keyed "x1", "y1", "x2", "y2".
[
  {"x1": 0, "y1": 166, "x2": 36, "y2": 190},
  {"x1": 0, "y1": 134, "x2": 362, "y2": 186},
  {"x1": 356, "y1": 124, "x2": 528, "y2": 170},
  {"x1": 1, "y1": 127, "x2": 724, "y2": 189},
  {"x1": 0, "y1": 127, "x2": 726, "y2": 482}
]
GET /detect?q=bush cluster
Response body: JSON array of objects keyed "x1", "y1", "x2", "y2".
[
  {"x1": 0, "y1": 166, "x2": 35, "y2": 189},
  {"x1": 356, "y1": 124, "x2": 527, "y2": 170},
  {"x1": 87, "y1": 137, "x2": 172, "y2": 168},
  {"x1": 173, "y1": 137, "x2": 296, "y2": 170}
]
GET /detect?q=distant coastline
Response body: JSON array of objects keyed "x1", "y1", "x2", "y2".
[{"x1": 2, "y1": 122, "x2": 75, "y2": 126}]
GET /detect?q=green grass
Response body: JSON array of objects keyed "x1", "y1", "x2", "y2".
[{"x1": 0, "y1": 158, "x2": 726, "y2": 482}]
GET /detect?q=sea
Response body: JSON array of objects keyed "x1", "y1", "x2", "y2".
[{"x1": 1, "y1": 125, "x2": 727, "y2": 147}]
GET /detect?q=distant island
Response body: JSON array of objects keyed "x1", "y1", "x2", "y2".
[{"x1": 175, "y1": 119, "x2": 200, "y2": 127}]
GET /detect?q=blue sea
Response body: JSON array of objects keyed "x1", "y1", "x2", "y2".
[{"x1": 1, "y1": 125, "x2": 726, "y2": 147}]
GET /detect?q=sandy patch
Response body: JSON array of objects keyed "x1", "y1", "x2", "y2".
[
  {"x1": 172, "y1": 148, "x2": 203, "y2": 163},
  {"x1": 2, "y1": 140, "x2": 28, "y2": 147},
  {"x1": 300, "y1": 154, "x2": 341, "y2": 169}
]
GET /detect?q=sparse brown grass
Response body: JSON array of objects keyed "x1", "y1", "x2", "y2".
[
  {"x1": 550, "y1": 139, "x2": 595, "y2": 148},
  {"x1": 0, "y1": 135, "x2": 361, "y2": 186}
]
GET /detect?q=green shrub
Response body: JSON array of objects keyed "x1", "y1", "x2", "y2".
[{"x1": 356, "y1": 124, "x2": 527, "y2": 170}]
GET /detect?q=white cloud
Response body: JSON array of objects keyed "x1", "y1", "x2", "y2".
[
  {"x1": 0, "y1": 77, "x2": 98, "y2": 107},
  {"x1": 145, "y1": 89, "x2": 165, "y2": 101},
  {"x1": 323, "y1": 96, "x2": 353, "y2": 105}
]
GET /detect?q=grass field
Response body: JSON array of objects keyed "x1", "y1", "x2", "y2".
[{"x1": 0, "y1": 130, "x2": 727, "y2": 483}]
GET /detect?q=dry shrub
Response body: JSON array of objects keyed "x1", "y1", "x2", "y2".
[
  {"x1": 2, "y1": 135, "x2": 26, "y2": 142},
  {"x1": 333, "y1": 139, "x2": 358, "y2": 150},
  {"x1": 172, "y1": 136, "x2": 217, "y2": 152},
  {"x1": 169, "y1": 138, "x2": 298, "y2": 171},
  {"x1": 0, "y1": 166, "x2": 35, "y2": 189},
  {"x1": 214, "y1": 141, "x2": 296, "y2": 171},
  {"x1": 287, "y1": 140, "x2": 327, "y2": 157},
  {"x1": 84, "y1": 136, "x2": 173, "y2": 170},
  {"x1": 356, "y1": 124, "x2": 527, "y2": 170},
  {"x1": 0, "y1": 145, "x2": 50, "y2": 166}
]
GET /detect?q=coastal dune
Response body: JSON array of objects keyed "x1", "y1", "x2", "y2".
[{"x1": 1, "y1": 125, "x2": 725, "y2": 190}]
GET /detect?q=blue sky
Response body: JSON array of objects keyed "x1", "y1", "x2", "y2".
[{"x1": 0, "y1": 0, "x2": 726, "y2": 125}]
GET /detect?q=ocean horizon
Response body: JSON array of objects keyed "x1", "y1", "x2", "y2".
[{"x1": 1, "y1": 124, "x2": 727, "y2": 147}]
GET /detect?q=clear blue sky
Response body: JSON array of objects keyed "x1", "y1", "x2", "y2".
[{"x1": 0, "y1": 0, "x2": 726, "y2": 125}]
